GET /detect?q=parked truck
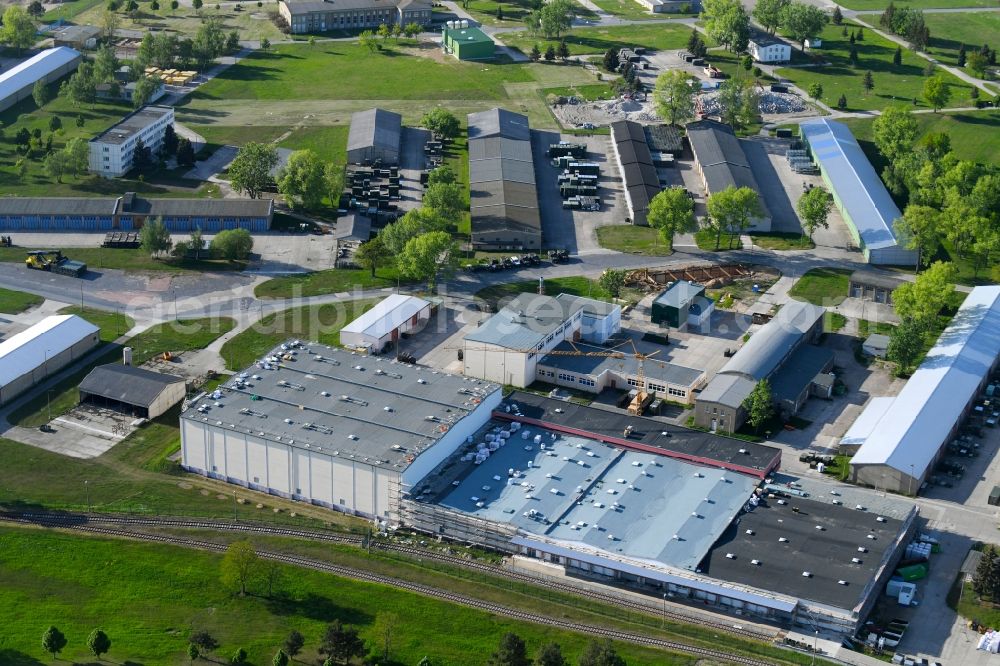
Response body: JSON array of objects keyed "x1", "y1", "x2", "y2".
[{"x1": 25, "y1": 250, "x2": 87, "y2": 277}]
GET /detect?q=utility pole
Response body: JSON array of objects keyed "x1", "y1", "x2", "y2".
[
  {"x1": 85, "y1": 480, "x2": 90, "y2": 513},
  {"x1": 233, "y1": 491, "x2": 238, "y2": 521}
]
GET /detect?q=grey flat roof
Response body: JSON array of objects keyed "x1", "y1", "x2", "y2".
[
  {"x1": 696, "y1": 373, "x2": 756, "y2": 408},
  {"x1": 538, "y1": 341, "x2": 703, "y2": 388},
  {"x1": 770, "y1": 345, "x2": 834, "y2": 404},
  {"x1": 718, "y1": 300, "x2": 825, "y2": 380},
  {"x1": 654, "y1": 280, "x2": 704, "y2": 309},
  {"x1": 51, "y1": 25, "x2": 101, "y2": 41},
  {"x1": 0, "y1": 197, "x2": 117, "y2": 216},
  {"x1": 470, "y1": 205, "x2": 541, "y2": 236},
  {"x1": 92, "y1": 105, "x2": 173, "y2": 146},
  {"x1": 612, "y1": 120, "x2": 660, "y2": 214},
  {"x1": 465, "y1": 293, "x2": 589, "y2": 349},
  {"x1": 686, "y1": 120, "x2": 771, "y2": 219},
  {"x1": 469, "y1": 157, "x2": 536, "y2": 185},
  {"x1": 850, "y1": 269, "x2": 906, "y2": 291},
  {"x1": 180, "y1": 342, "x2": 500, "y2": 471},
  {"x1": 80, "y1": 364, "x2": 184, "y2": 407},
  {"x1": 123, "y1": 196, "x2": 273, "y2": 218},
  {"x1": 333, "y1": 213, "x2": 372, "y2": 241},
  {"x1": 348, "y1": 108, "x2": 402, "y2": 153},
  {"x1": 433, "y1": 424, "x2": 759, "y2": 571},
  {"x1": 750, "y1": 34, "x2": 789, "y2": 48},
  {"x1": 468, "y1": 108, "x2": 530, "y2": 141},
  {"x1": 469, "y1": 136, "x2": 533, "y2": 163},
  {"x1": 471, "y1": 180, "x2": 538, "y2": 209},
  {"x1": 700, "y1": 494, "x2": 906, "y2": 611},
  {"x1": 645, "y1": 124, "x2": 684, "y2": 153},
  {"x1": 505, "y1": 392, "x2": 781, "y2": 475}
]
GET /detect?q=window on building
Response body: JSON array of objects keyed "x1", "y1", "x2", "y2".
[
  {"x1": 253, "y1": 476, "x2": 260, "y2": 483},
  {"x1": 558, "y1": 373, "x2": 574, "y2": 382},
  {"x1": 627, "y1": 378, "x2": 640, "y2": 388},
  {"x1": 668, "y1": 387, "x2": 686, "y2": 397},
  {"x1": 579, "y1": 377, "x2": 595, "y2": 387},
  {"x1": 648, "y1": 382, "x2": 666, "y2": 393}
]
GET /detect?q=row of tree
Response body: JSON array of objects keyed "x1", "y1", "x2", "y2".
[
  {"x1": 41, "y1": 626, "x2": 111, "y2": 660},
  {"x1": 751, "y1": 0, "x2": 828, "y2": 51},
  {"x1": 135, "y1": 18, "x2": 240, "y2": 72},
  {"x1": 486, "y1": 632, "x2": 628, "y2": 666},
  {"x1": 526, "y1": 0, "x2": 575, "y2": 41},
  {"x1": 885, "y1": 261, "x2": 957, "y2": 374},
  {"x1": 529, "y1": 41, "x2": 571, "y2": 63},
  {"x1": 879, "y1": 2, "x2": 930, "y2": 51}
]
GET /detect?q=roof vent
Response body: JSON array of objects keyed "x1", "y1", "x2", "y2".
[
  {"x1": 851, "y1": 557, "x2": 861, "y2": 564},
  {"x1": 321, "y1": 391, "x2": 330, "y2": 397},
  {"x1": 738, "y1": 448, "x2": 747, "y2": 454},
  {"x1": 418, "y1": 378, "x2": 427, "y2": 384},
  {"x1": 856, "y1": 504, "x2": 865, "y2": 510},
  {"x1": 284, "y1": 418, "x2": 293, "y2": 424},
  {"x1": 802, "y1": 571, "x2": 812, "y2": 578},
  {"x1": 867, "y1": 534, "x2": 877, "y2": 540},
  {"x1": 384, "y1": 406, "x2": 393, "y2": 412},
  {"x1": 815, "y1": 525, "x2": 824, "y2": 531},
  {"x1": 838, "y1": 580, "x2": 849, "y2": 586},
  {"x1": 876, "y1": 516, "x2": 886, "y2": 522},
  {"x1": 725, "y1": 553, "x2": 736, "y2": 559},
  {"x1": 745, "y1": 529, "x2": 754, "y2": 535},
  {"x1": 348, "y1": 434, "x2": 358, "y2": 440},
  {"x1": 858, "y1": 546, "x2": 867, "y2": 553},
  {"x1": 751, "y1": 559, "x2": 760, "y2": 566},
  {"x1": 354, "y1": 365, "x2": 364, "y2": 371},
  {"x1": 777, "y1": 499, "x2": 787, "y2": 505},
  {"x1": 778, "y1": 537, "x2": 788, "y2": 543}
]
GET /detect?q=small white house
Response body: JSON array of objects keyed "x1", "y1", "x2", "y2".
[
  {"x1": 339, "y1": 294, "x2": 431, "y2": 353},
  {"x1": 748, "y1": 36, "x2": 792, "y2": 63}
]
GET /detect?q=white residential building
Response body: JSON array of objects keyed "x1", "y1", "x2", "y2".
[
  {"x1": 748, "y1": 36, "x2": 792, "y2": 63},
  {"x1": 89, "y1": 105, "x2": 174, "y2": 178}
]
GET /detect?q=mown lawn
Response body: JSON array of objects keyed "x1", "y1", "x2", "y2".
[
  {"x1": 189, "y1": 42, "x2": 535, "y2": 102},
  {"x1": 773, "y1": 23, "x2": 974, "y2": 112},
  {"x1": 545, "y1": 83, "x2": 618, "y2": 101},
  {"x1": 750, "y1": 232, "x2": 815, "y2": 250},
  {"x1": 591, "y1": 0, "x2": 692, "y2": 19},
  {"x1": 596, "y1": 225, "x2": 672, "y2": 255},
  {"x1": 466, "y1": 0, "x2": 597, "y2": 25},
  {"x1": 925, "y1": 12, "x2": 1000, "y2": 67},
  {"x1": 0, "y1": 287, "x2": 42, "y2": 314},
  {"x1": 0, "y1": 247, "x2": 245, "y2": 273},
  {"x1": 220, "y1": 299, "x2": 379, "y2": 370},
  {"x1": 842, "y1": 110, "x2": 1000, "y2": 168},
  {"x1": 255, "y1": 266, "x2": 405, "y2": 298},
  {"x1": 0, "y1": 527, "x2": 704, "y2": 666},
  {"x1": 58, "y1": 306, "x2": 136, "y2": 342},
  {"x1": 128, "y1": 317, "x2": 236, "y2": 365},
  {"x1": 837, "y1": 0, "x2": 995, "y2": 10},
  {"x1": 476, "y1": 276, "x2": 610, "y2": 308},
  {"x1": 503, "y1": 23, "x2": 699, "y2": 56},
  {"x1": 788, "y1": 267, "x2": 852, "y2": 306}
]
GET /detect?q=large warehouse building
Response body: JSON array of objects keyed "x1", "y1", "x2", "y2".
[
  {"x1": 799, "y1": 118, "x2": 918, "y2": 266},
  {"x1": 180, "y1": 342, "x2": 501, "y2": 521},
  {"x1": 0, "y1": 192, "x2": 273, "y2": 231},
  {"x1": 0, "y1": 47, "x2": 81, "y2": 113},
  {"x1": 0, "y1": 315, "x2": 99, "y2": 406},
  {"x1": 347, "y1": 108, "x2": 402, "y2": 165},
  {"x1": 847, "y1": 286, "x2": 1000, "y2": 494},
  {"x1": 404, "y1": 392, "x2": 916, "y2": 635},
  {"x1": 468, "y1": 108, "x2": 541, "y2": 251},
  {"x1": 610, "y1": 120, "x2": 661, "y2": 226},
  {"x1": 686, "y1": 119, "x2": 772, "y2": 232},
  {"x1": 695, "y1": 300, "x2": 831, "y2": 433}
]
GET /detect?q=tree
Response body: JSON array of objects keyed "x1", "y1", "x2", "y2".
[
  {"x1": 529, "y1": 43, "x2": 541, "y2": 61},
  {"x1": 392, "y1": 23, "x2": 403, "y2": 41},
  {"x1": 76, "y1": 113, "x2": 85, "y2": 128},
  {"x1": 212, "y1": 228, "x2": 255, "y2": 261},
  {"x1": 319, "y1": 620, "x2": 369, "y2": 665},
  {"x1": 283, "y1": 630, "x2": 305, "y2": 658},
  {"x1": 404, "y1": 22, "x2": 421, "y2": 39},
  {"x1": 796, "y1": 186, "x2": 832, "y2": 239},
  {"x1": 862, "y1": 70, "x2": 875, "y2": 95},
  {"x1": 355, "y1": 235, "x2": 391, "y2": 277},
  {"x1": 15, "y1": 158, "x2": 28, "y2": 182},
  {"x1": 28, "y1": 0, "x2": 44, "y2": 17},
  {"x1": 427, "y1": 164, "x2": 457, "y2": 185},
  {"x1": 162, "y1": 124, "x2": 179, "y2": 158},
  {"x1": 220, "y1": 540, "x2": 260, "y2": 594},
  {"x1": 807, "y1": 82, "x2": 823, "y2": 101},
  {"x1": 647, "y1": 186, "x2": 695, "y2": 251},
  {"x1": 133, "y1": 76, "x2": 162, "y2": 109},
  {"x1": 857, "y1": 26, "x2": 864, "y2": 40},
  {"x1": 61, "y1": 63, "x2": 97, "y2": 107},
  {"x1": 94, "y1": 46, "x2": 119, "y2": 84},
  {"x1": 194, "y1": 18, "x2": 226, "y2": 68},
  {"x1": 260, "y1": 559, "x2": 283, "y2": 597},
  {"x1": 421, "y1": 108, "x2": 460, "y2": 140},
  {"x1": 190, "y1": 227, "x2": 205, "y2": 259},
  {"x1": 151, "y1": 0, "x2": 160, "y2": 9},
  {"x1": 226, "y1": 30, "x2": 241, "y2": 53},
  {"x1": 49, "y1": 116, "x2": 62, "y2": 133},
  {"x1": 544, "y1": 44, "x2": 556, "y2": 61},
  {"x1": 923, "y1": 74, "x2": 951, "y2": 112},
  {"x1": 886, "y1": 319, "x2": 924, "y2": 374},
  {"x1": 967, "y1": 51, "x2": 989, "y2": 77},
  {"x1": 188, "y1": 643, "x2": 200, "y2": 663},
  {"x1": 189, "y1": 632, "x2": 218, "y2": 656},
  {"x1": 848, "y1": 44, "x2": 858, "y2": 67},
  {"x1": 132, "y1": 137, "x2": 153, "y2": 172},
  {"x1": 171, "y1": 0, "x2": 179, "y2": 11},
  {"x1": 603, "y1": 47, "x2": 619, "y2": 72},
  {"x1": 872, "y1": 105, "x2": 918, "y2": 164},
  {"x1": 652, "y1": 69, "x2": 695, "y2": 126},
  {"x1": 177, "y1": 137, "x2": 196, "y2": 166},
  {"x1": 894, "y1": 204, "x2": 941, "y2": 268},
  {"x1": 378, "y1": 22, "x2": 392, "y2": 41},
  {"x1": 706, "y1": 185, "x2": 762, "y2": 249},
  {"x1": 260, "y1": 37, "x2": 271, "y2": 51},
  {"x1": 87, "y1": 629, "x2": 112, "y2": 660},
  {"x1": 33, "y1": 80, "x2": 52, "y2": 109},
  {"x1": 325, "y1": 162, "x2": 344, "y2": 205},
  {"x1": 892, "y1": 46, "x2": 902, "y2": 67},
  {"x1": 958, "y1": 43, "x2": 967, "y2": 67},
  {"x1": 832, "y1": 5, "x2": 842, "y2": 24},
  {"x1": 742, "y1": 379, "x2": 774, "y2": 432},
  {"x1": 578, "y1": 640, "x2": 626, "y2": 666},
  {"x1": 893, "y1": 260, "x2": 957, "y2": 326},
  {"x1": 487, "y1": 632, "x2": 530, "y2": 666},
  {"x1": 715, "y1": 77, "x2": 759, "y2": 130},
  {"x1": 373, "y1": 611, "x2": 399, "y2": 663},
  {"x1": 557, "y1": 40, "x2": 570, "y2": 61},
  {"x1": 65, "y1": 137, "x2": 90, "y2": 178},
  {"x1": 536, "y1": 642, "x2": 568, "y2": 666},
  {"x1": 42, "y1": 626, "x2": 67, "y2": 659},
  {"x1": 536, "y1": 0, "x2": 573, "y2": 39},
  {"x1": 229, "y1": 142, "x2": 278, "y2": 199},
  {"x1": 359, "y1": 30, "x2": 378, "y2": 53},
  {"x1": 15, "y1": 127, "x2": 30, "y2": 147},
  {"x1": 423, "y1": 182, "x2": 465, "y2": 223},
  {"x1": 2, "y1": 6, "x2": 37, "y2": 54},
  {"x1": 752, "y1": 0, "x2": 788, "y2": 35},
  {"x1": 100, "y1": 8, "x2": 121, "y2": 42},
  {"x1": 125, "y1": 0, "x2": 139, "y2": 15},
  {"x1": 44, "y1": 151, "x2": 69, "y2": 183},
  {"x1": 140, "y1": 217, "x2": 173, "y2": 258},
  {"x1": 272, "y1": 649, "x2": 289, "y2": 666},
  {"x1": 398, "y1": 231, "x2": 458, "y2": 291},
  {"x1": 599, "y1": 269, "x2": 626, "y2": 299},
  {"x1": 779, "y1": 1, "x2": 826, "y2": 51},
  {"x1": 231, "y1": 647, "x2": 248, "y2": 664},
  {"x1": 193, "y1": 0, "x2": 203, "y2": 9},
  {"x1": 702, "y1": 0, "x2": 749, "y2": 52},
  {"x1": 974, "y1": 546, "x2": 1000, "y2": 599},
  {"x1": 278, "y1": 149, "x2": 327, "y2": 210}
]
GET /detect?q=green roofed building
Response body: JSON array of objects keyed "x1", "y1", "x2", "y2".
[{"x1": 443, "y1": 24, "x2": 495, "y2": 60}]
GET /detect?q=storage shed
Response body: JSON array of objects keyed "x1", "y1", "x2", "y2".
[
  {"x1": 347, "y1": 108, "x2": 402, "y2": 165},
  {"x1": 651, "y1": 280, "x2": 709, "y2": 329},
  {"x1": 79, "y1": 364, "x2": 186, "y2": 418},
  {"x1": 443, "y1": 25, "x2": 494, "y2": 60},
  {"x1": 849, "y1": 270, "x2": 905, "y2": 304},
  {"x1": 0, "y1": 314, "x2": 99, "y2": 406},
  {"x1": 339, "y1": 294, "x2": 431, "y2": 353}
]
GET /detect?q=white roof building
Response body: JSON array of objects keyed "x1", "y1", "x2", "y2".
[
  {"x1": 0, "y1": 314, "x2": 100, "y2": 405},
  {"x1": 849, "y1": 286, "x2": 1000, "y2": 493},
  {"x1": 339, "y1": 294, "x2": 431, "y2": 353},
  {"x1": 0, "y1": 47, "x2": 82, "y2": 113}
]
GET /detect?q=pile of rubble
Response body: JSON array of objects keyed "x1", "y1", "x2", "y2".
[
  {"x1": 551, "y1": 95, "x2": 659, "y2": 127},
  {"x1": 699, "y1": 90, "x2": 806, "y2": 116}
]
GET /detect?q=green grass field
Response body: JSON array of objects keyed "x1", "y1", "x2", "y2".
[
  {"x1": 788, "y1": 267, "x2": 852, "y2": 306},
  {"x1": 0, "y1": 247, "x2": 245, "y2": 273},
  {"x1": 842, "y1": 110, "x2": 1000, "y2": 167},
  {"x1": 545, "y1": 82, "x2": 617, "y2": 101},
  {"x1": 750, "y1": 232, "x2": 815, "y2": 250},
  {"x1": 590, "y1": 0, "x2": 691, "y2": 20},
  {"x1": 476, "y1": 276, "x2": 610, "y2": 308},
  {"x1": 465, "y1": 0, "x2": 597, "y2": 25},
  {"x1": 595, "y1": 225, "x2": 672, "y2": 255},
  {"x1": 128, "y1": 317, "x2": 236, "y2": 365},
  {"x1": 836, "y1": 0, "x2": 995, "y2": 10},
  {"x1": 58, "y1": 306, "x2": 136, "y2": 342},
  {"x1": 0, "y1": 287, "x2": 42, "y2": 314},
  {"x1": 925, "y1": 12, "x2": 1000, "y2": 67},
  {"x1": 220, "y1": 299, "x2": 378, "y2": 369},
  {"x1": 255, "y1": 266, "x2": 405, "y2": 298},
  {"x1": 503, "y1": 23, "x2": 699, "y2": 56},
  {"x1": 773, "y1": 23, "x2": 974, "y2": 112},
  {"x1": 0, "y1": 527, "x2": 706, "y2": 666}
]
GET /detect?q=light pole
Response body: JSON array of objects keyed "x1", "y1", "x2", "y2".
[
  {"x1": 233, "y1": 491, "x2": 238, "y2": 521},
  {"x1": 811, "y1": 630, "x2": 818, "y2": 666},
  {"x1": 662, "y1": 592, "x2": 667, "y2": 628},
  {"x1": 84, "y1": 480, "x2": 90, "y2": 513},
  {"x1": 47, "y1": 389, "x2": 53, "y2": 423}
]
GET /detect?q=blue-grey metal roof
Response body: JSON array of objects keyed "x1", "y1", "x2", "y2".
[
  {"x1": 654, "y1": 280, "x2": 705, "y2": 309},
  {"x1": 800, "y1": 118, "x2": 903, "y2": 251},
  {"x1": 538, "y1": 341, "x2": 704, "y2": 388},
  {"x1": 769, "y1": 344, "x2": 834, "y2": 404},
  {"x1": 686, "y1": 119, "x2": 771, "y2": 220},
  {"x1": 347, "y1": 108, "x2": 402, "y2": 153},
  {"x1": 469, "y1": 136, "x2": 533, "y2": 163},
  {"x1": 464, "y1": 293, "x2": 585, "y2": 349},
  {"x1": 851, "y1": 286, "x2": 1000, "y2": 480},
  {"x1": 468, "y1": 108, "x2": 530, "y2": 141},
  {"x1": 718, "y1": 300, "x2": 825, "y2": 380},
  {"x1": 696, "y1": 373, "x2": 756, "y2": 408}
]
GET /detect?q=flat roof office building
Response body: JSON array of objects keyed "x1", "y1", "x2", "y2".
[{"x1": 89, "y1": 105, "x2": 175, "y2": 178}]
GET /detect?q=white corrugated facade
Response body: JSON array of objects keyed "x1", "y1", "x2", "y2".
[
  {"x1": 339, "y1": 294, "x2": 431, "y2": 353},
  {"x1": 0, "y1": 314, "x2": 100, "y2": 405},
  {"x1": 0, "y1": 47, "x2": 82, "y2": 113}
]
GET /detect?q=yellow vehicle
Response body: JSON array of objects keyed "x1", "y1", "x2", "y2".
[{"x1": 25, "y1": 250, "x2": 87, "y2": 277}]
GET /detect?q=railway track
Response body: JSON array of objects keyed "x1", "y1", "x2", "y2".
[
  {"x1": 0, "y1": 512, "x2": 778, "y2": 645},
  {"x1": 0, "y1": 517, "x2": 781, "y2": 666}
]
